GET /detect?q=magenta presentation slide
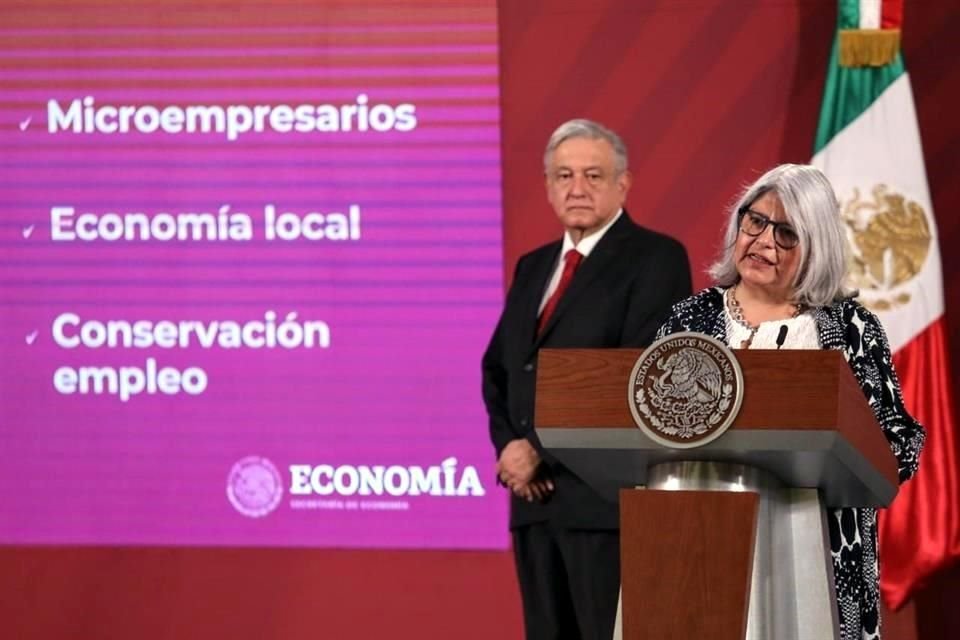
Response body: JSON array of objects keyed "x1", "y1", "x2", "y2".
[{"x1": 1, "y1": 2, "x2": 507, "y2": 549}]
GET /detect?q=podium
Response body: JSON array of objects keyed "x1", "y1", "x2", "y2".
[{"x1": 534, "y1": 348, "x2": 898, "y2": 640}]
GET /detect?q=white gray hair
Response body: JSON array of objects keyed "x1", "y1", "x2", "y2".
[
  {"x1": 543, "y1": 119, "x2": 628, "y2": 174},
  {"x1": 708, "y1": 164, "x2": 853, "y2": 307}
]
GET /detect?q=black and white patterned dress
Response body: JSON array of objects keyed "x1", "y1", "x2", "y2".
[{"x1": 656, "y1": 287, "x2": 925, "y2": 640}]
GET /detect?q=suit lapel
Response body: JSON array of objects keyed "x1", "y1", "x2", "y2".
[
  {"x1": 533, "y1": 214, "x2": 634, "y2": 346},
  {"x1": 521, "y1": 243, "x2": 561, "y2": 349}
]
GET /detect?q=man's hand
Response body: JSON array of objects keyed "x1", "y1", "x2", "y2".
[
  {"x1": 497, "y1": 438, "x2": 539, "y2": 486},
  {"x1": 497, "y1": 439, "x2": 554, "y2": 501},
  {"x1": 512, "y1": 477, "x2": 554, "y2": 502}
]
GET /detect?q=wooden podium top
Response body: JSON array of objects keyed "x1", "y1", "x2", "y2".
[{"x1": 534, "y1": 348, "x2": 899, "y2": 508}]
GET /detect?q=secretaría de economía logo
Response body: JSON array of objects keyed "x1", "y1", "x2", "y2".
[{"x1": 226, "y1": 455, "x2": 284, "y2": 518}]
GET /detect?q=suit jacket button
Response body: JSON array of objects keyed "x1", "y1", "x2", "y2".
[
  {"x1": 520, "y1": 418, "x2": 529, "y2": 428},
  {"x1": 523, "y1": 363, "x2": 535, "y2": 372}
]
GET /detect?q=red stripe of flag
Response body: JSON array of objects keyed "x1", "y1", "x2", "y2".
[
  {"x1": 880, "y1": 315, "x2": 960, "y2": 608},
  {"x1": 881, "y1": 0, "x2": 904, "y2": 29}
]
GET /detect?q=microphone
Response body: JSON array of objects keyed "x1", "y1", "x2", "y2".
[{"x1": 776, "y1": 325, "x2": 789, "y2": 350}]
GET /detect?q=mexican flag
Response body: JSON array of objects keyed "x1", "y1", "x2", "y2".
[{"x1": 812, "y1": 0, "x2": 960, "y2": 610}]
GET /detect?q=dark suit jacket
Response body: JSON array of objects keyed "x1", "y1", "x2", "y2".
[{"x1": 482, "y1": 212, "x2": 692, "y2": 529}]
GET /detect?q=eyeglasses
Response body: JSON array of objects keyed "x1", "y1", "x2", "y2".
[{"x1": 737, "y1": 207, "x2": 800, "y2": 250}]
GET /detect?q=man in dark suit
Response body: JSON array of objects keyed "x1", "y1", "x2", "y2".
[{"x1": 482, "y1": 119, "x2": 692, "y2": 640}]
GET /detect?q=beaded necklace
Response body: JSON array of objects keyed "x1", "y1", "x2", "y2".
[{"x1": 726, "y1": 284, "x2": 805, "y2": 348}]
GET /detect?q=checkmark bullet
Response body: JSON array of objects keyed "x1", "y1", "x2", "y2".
[
  {"x1": 26, "y1": 330, "x2": 38, "y2": 345},
  {"x1": 23, "y1": 224, "x2": 35, "y2": 239},
  {"x1": 19, "y1": 117, "x2": 32, "y2": 131}
]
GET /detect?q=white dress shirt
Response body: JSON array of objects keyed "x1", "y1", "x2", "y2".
[{"x1": 538, "y1": 208, "x2": 624, "y2": 314}]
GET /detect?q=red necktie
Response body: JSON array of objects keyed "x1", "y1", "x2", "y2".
[{"x1": 537, "y1": 249, "x2": 583, "y2": 335}]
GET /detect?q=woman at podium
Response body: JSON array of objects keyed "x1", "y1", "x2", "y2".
[{"x1": 655, "y1": 163, "x2": 925, "y2": 640}]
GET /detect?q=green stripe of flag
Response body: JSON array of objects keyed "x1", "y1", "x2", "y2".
[
  {"x1": 812, "y1": 1, "x2": 905, "y2": 154},
  {"x1": 839, "y1": 0, "x2": 860, "y2": 30}
]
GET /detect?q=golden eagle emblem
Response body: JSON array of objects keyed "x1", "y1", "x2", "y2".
[{"x1": 842, "y1": 184, "x2": 931, "y2": 310}]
